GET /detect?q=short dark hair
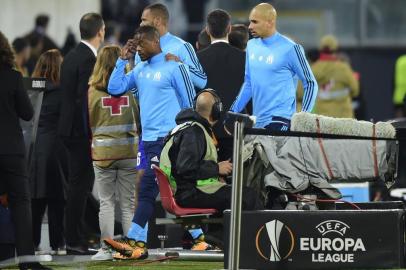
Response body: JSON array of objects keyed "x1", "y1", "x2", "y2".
[
  {"x1": 206, "y1": 9, "x2": 231, "y2": 39},
  {"x1": 196, "y1": 29, "x2": 210, "y2": 51},
  {"x1": 35, "y1": 14, "x2": 49, "y2": 28},
  {"x1": 145, "y1": 3, "x2": 169, "y2": 24},
  {"x1": 229, "y1": 24, "x2": 249, "y2": 50},
  {"x1": 79, "y1": 13, "x2": 104, "y2": 40},
  {"x1": 0, "y1": 31, "x2": 15, "y2": 68},
  {"x1": 134, "y1": 25, "x2": 160, "y2": 41},
  {"x1": 12, "y1": 37, "x2": 30, "y2": 54}
]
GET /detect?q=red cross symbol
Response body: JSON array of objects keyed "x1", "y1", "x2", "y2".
[{"x1": 101, "y1": 95, "x2": 129, "y2": 116}]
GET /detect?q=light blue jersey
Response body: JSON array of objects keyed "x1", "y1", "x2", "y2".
[
  {"x1": 108, "y1": 53, "x2": 195, "y2": 141},
  {"x1": 231, "y1": 32, "x2": 318, "y2": 127},
  {"x1": 135, "y1": 32, "x2": 207, "y2": 89}
]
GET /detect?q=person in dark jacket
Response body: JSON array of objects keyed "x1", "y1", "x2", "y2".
[
  {"x1": 30, "y1": 49, "x2": 66, "y2": 255},
  {"x1": 197, "y1": 9, "x2": 246, "y2": 162},
  {"x1": 57, "y1": 13, "x2": 105, "y2": 255},
  {"x1": 0, "y1": 31, "x2": 51, "y2": 270},
  {"x1": 160, "y1": 89, "x2": 262, "y2": 213}
]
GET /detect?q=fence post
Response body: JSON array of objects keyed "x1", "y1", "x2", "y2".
[{"x1": 228, "y1": 120, "x2": 245, "y2": 270}]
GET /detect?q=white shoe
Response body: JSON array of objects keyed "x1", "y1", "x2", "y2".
[
  {"x1": 35, "y1": 248, "x2": 50, "y2": 255},
  {"x1": 51, "y1": 247, "x2": 67, "y2": 256},
  {"x1": 91, "y1": 248, "x2": 113, "y2": 261}
]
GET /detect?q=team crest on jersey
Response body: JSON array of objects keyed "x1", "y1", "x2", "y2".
[
  {"x1": 139, "y1": 72, "x2": 144, "y2": 78},
  {"x1": 266, "y1": 55, "x2": 273, "y2": 64},
  {"x1": 250, "y1": 53, "x2": 255, "y2": 60},
  {"x1": 153, "y1": 72, "x2": 161, "y2": 81}
]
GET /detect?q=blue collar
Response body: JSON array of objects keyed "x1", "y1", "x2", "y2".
[
  {"x1": 261, "y1": 32, "x2": 279, "y2": 46},
  {"x1": 148, "y1": 52, "x2": 165, "y2": 64}
]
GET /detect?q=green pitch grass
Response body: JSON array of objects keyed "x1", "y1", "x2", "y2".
[
  {"x1": 1, "y1": 260, "x2": 223, "y2": 270},
  {"x1": 3, "y1": 261, "x2": 406, "y2": 270}
]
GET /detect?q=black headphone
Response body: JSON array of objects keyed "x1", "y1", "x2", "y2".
[{"x1": 193, "y1": 88, "x2": 223, "y2": 121}]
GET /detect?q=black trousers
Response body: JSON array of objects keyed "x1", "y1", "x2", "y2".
[
  {"x1": 0, "y1": 155, "x2": 35, "y2": 256},
  {"x1": 61, "y1": 138, "x2": 94, "y2": 246},
  {"x1": 32, "y1": 198, "x2": 65, "y2": 249},
  {"x1": 177, "y1": 185, "x2": 263, "y2": 214},
  {"x1": 0, "y1": 244, "x2": 15, "y2": 260}
]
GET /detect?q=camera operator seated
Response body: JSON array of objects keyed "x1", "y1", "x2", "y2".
[{"x1": 160, "y1": 89, "x2": 262, "y2": 213}]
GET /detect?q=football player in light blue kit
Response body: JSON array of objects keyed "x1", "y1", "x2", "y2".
[
  {"x1": 137, "y1": 3, "x2": 206, "y2": 89},
  {"x1": 104, "y1": 26, "x2": 210, "y2": 260},
  {"x1": 135, "y1": 3, "x2": 209, "y2": 252},
  {"x1": 230, "y1": 3, "x2": 318, "y2": 130},
  {"x1": 135, "y1": 3, "x2": 207, "y2": 180}
]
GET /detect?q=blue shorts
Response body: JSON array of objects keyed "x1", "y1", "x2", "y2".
[
  {"x1": 136, "y1": 140, "x2": 147, "y2": 170},
  {"x1": 264, "y1": 117, "x2": 291, "y2": 131}
]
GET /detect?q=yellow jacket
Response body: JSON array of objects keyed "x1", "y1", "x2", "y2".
[
  {"x1": 393, "y1": 55, "x2": 406, "y2": 106},
  {"x1": 310, "y1": 54, "x2": 359, "y2": 118}
]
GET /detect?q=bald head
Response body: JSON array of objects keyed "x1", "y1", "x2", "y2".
[
  {"x1": 252, "y1": 3, "x2": 277, "y2": 21},
  {"x1": 195, "y1": 91, "x2": 216, "y2": 117},
  {"x1": 249, "y1": 3, "x2": 277, "y2": 38}
]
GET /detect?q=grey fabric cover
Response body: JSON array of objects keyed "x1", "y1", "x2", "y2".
[{"x1": 243, "y1": 135, "x2": 397, "y2": 199}]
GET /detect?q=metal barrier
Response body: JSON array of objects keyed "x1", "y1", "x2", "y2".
[{"x1": 226, "y1": 115, "x2": 401, "y2": 270}]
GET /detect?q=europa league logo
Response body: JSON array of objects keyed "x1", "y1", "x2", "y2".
[{"x1": 255, "y1": 220, "x2": 295, "y2": 261}]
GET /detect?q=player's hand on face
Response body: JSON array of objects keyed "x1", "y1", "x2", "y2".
[{"x1": 121, "y1": 39, "x2": 137, "y2": 60}]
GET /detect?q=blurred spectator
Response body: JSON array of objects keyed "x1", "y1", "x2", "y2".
[
  {"x1": 195, "y1": 29, "x2": 210, "y2": 51},
  {"x1": 102, "y1": 21, "x2": 122, "y2": 46},
  {"x1": 61, "y1": 28, "x2": 77, "y2": 56},
  {"x1": 30, "y1": 49, "x2": 66, "y2": 256},
  {"x1": 393, "y1": 54, "x2": 406, "y2": 118},
  {"x1": 12, "y1": 37, "x2": 31, "y2": 77},
  {"x1": 101, "y1": 0, "x2": 150, "y2": 44},
  {"x1": 87, "y1": 45, "x2": 138, "y2": 260},
  {"x1": 26, "y1": 34, "x2": 44, "y2": 75},
  {"x1": 311, "y1": 35, "x2": 360, "y2": 118},
  {"x1": 336, "y1": 51, "x2": 365, "y2": 119},
  {"x1": 228, "y1": 24, "x2": 249, "y2": 51},
  {"x1": 0, "y1": 30, "x2": 51, "y2": 270},
  {"x1": 182, "y1": 0, "x2": 208, "y2": 46},
  {"x1": 25, "y1": 14, "x2": 59, "y2": 74},
  {"x1": 27, "y1": 15, "x2": 58, "y2": 52}
]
